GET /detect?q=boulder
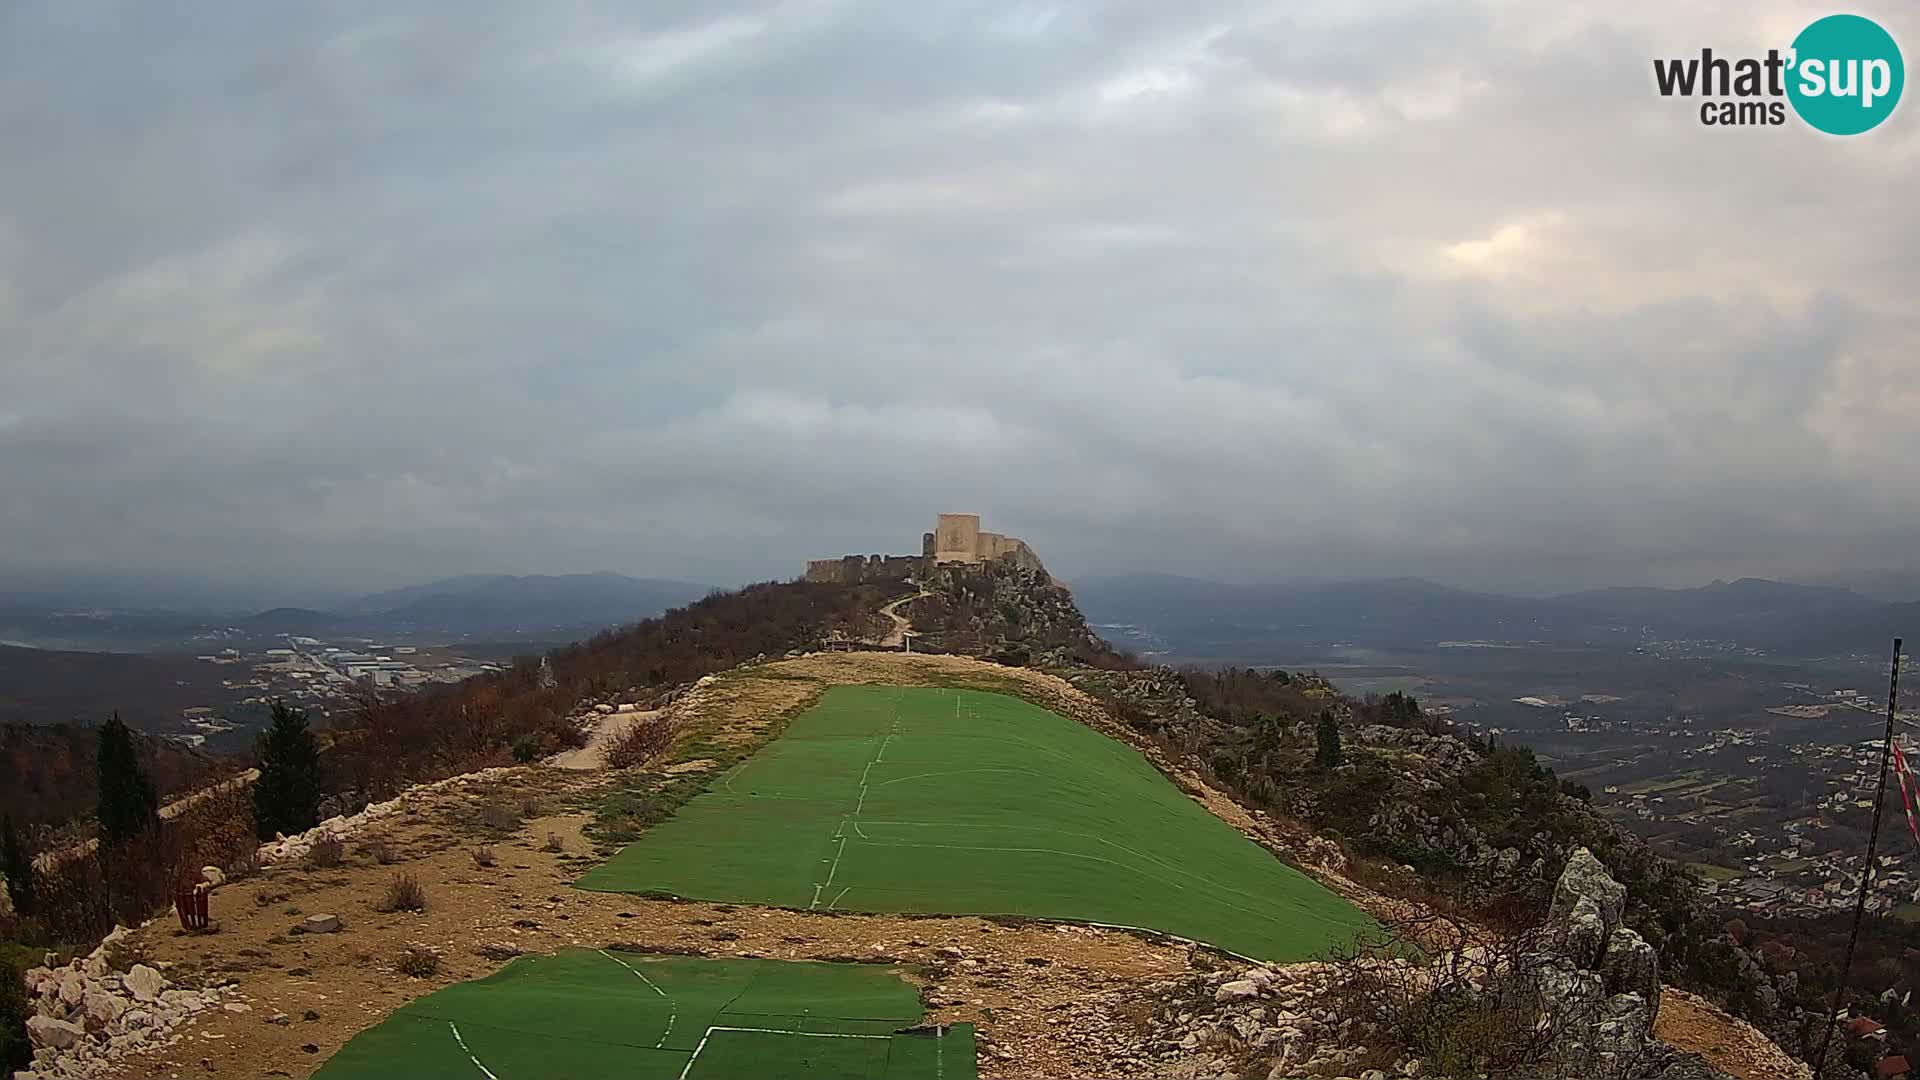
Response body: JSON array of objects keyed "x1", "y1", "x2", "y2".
[
  {"x1": 1601, "y1": 928, "x2": 1662, "y2": 1017},
  {"x1": 81, "y1": 990, "x2": 126, "y2": 1025},
  {"x1": 26, "y1": 1016, "x2": 84, "y2": 1050},
  {"x1": 1562, "y1": 894, "x2": 1609, "y2": 969},
  {"x1": 123, "y1": 964, "x2": 166, "y2": 1003},
  {"x1": 301, "y1": 913, "x2": 343, "y2": 934},
  {"x1": 1213, "y1": 979, "x2": 1260, "y2": 1004},
  {"x1": 57, "y1": 972, "x2": 86, "y2": 1007},
  {"x1": 1549, "y1": 847, "x2": 1625, "y2": 938},
  {"x1": 201, "y1": 865, "x2": 226, "y2": 889}
]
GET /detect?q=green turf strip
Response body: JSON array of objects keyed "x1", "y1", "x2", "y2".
[
  {"x1": 577, "y1": 685, "x2": 1373, "y2": 961},
  {"x1": 312, "y1": 951, "x2": 973, "y2": 1080}
]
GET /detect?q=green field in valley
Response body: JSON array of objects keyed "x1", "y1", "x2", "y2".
[
  {"x1": 313, "y1": 951, "x2": 972, "y2": 1080},
  {"x1": 577, "y1": 685, "x2": 1372, "y2": 960}
]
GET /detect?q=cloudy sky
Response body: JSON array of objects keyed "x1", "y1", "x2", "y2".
[{"x1": 3, "y1": 1, "x2": 1917, "y2": 600}]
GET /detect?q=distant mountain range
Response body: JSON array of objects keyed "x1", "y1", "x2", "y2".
[
  {"x1": 0, "y1": 573, "x2": 714, "y2": 651},
  {"x1": 1067, "y1": 574, "x2": 1912, "y2": 660}
]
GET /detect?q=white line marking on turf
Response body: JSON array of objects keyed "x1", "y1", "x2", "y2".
[
  {"x1": 676, "y1": 1026, "x2": 892, "y2": 1080},
  {"x1": 827, "y1": 886, "x2": 851, "y2": 910},
  {"x1": 598, "y1": 949, "x2": 677, "y2": 1048},
  {"x1": 936, "y1": 1023, "x2": 944, "y2": 1079},
  {"x1": 448, "y1": 1021, "x2": 500, "y2": 1080}
]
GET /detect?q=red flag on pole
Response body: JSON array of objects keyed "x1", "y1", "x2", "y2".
[{"x1": 1892, "y1": 737, "x2": 1920, "y2": 848}]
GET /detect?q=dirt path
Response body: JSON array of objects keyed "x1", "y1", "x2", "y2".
[
  {"x1": 876, "y1": 589, "x2": 927, "y2": 648},
  {"x1": 546, "y1": 707, "x2": 661, "y2": 770}
]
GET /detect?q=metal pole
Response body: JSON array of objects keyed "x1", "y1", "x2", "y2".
[{"x1": 1813, "y1": 638, "x2": 1903, "y2": 1079}]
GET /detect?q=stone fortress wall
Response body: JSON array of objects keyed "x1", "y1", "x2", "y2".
[{"x1": 803, "y1": 513, "x2": 1045, "y2": 583}]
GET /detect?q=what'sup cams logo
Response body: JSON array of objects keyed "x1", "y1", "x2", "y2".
[{"x1": 1654, "y1": 13, "x2": 1903, "y2": 134}]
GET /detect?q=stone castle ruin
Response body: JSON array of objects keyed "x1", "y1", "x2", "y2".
[{"x1": 804, "y1": 513, "x2": 1045, "y2": 584}]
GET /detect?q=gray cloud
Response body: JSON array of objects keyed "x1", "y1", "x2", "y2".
[{"x1": 3, "y1": 0, "x2": 1918, "y2": 597}]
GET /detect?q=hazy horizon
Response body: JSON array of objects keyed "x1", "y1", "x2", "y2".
[{"x1": 6, "y1": 3, "x2": 1917, "y2": 598}]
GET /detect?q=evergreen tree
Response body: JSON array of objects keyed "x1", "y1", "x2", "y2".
[
  {"x1": 253, "y1": 701, "x2": 324, "y2": 841},
  {"x1": 1, "y1": 955, "x2": 28, "y2": 1073},
  {"x1": 1315, "y1": 709, "x2": 1343, "y2": 770},
  {"x1": 1, "y1": 815, "x2": 32, "y2": 917},
  {"x1": 96, "y1": 712, "x2": 158, "y2": 844}
]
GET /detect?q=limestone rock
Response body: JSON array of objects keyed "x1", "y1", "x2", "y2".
[
  {"x1": 1550, "y1": 847, "x2": 1625, "y2": 936},
  {"x1": 123, "y1": 965, "x2": 166, "y2": 1003},
  {"x1": 302, "y1": 913, "x2": 343, "y2": 934},
  {"x1": 1213, "y1": 979, "x2": 1260, "y2": 1004},
  {"x1": 1602, "y1": 927, "x2": 1662, "y2": 1016},
  {"x1": 26, "y1": 1016, "x2": 84, "y2": 1050}
]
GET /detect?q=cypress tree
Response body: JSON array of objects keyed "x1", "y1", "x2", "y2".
[
  {"x1": 1, "y1": 815, "x2": 32, "y2": 917},
  {"x1": 1315, "y1": 709, "x2": 1343, "y2": 770},
  {"x1": 96, "y1": 712, "x2": 158, "y2": 844},
  {"x1": 253, "y1": 701, "x2": 323, "y2": 841}
]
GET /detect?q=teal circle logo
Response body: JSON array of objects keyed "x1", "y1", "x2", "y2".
[{"x1": 1788, "y1": 14, "x2": 1904, "y2": 135}]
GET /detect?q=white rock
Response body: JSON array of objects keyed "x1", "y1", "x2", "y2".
[
  {"x1": 82, "y1": 990, "x2": 125, "y2": 1025},
  {"x1": 200, "y1": 865, "x2": 226, "y2": 889},
  {"x1": 123, "y1": 965, "x2": 165, "y2": 1003},
  {"x1": 223, "y1": 1002, "x2": 251, "y2": 1014},
  {"x1": 302, "y1": 913, "x2": 343, "y2": 934},
  {"x1": 1213, "y1": 979, "x2": 1260, "y2": 1004},
  {"x1": 26, "y1": 1016, "x2": 84, "y2": 1050}
]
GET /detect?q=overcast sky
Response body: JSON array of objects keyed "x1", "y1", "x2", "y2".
[{"x1": 3, "y1": 1, "x2": 1918, "y2": 600}]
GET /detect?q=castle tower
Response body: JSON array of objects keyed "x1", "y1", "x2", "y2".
[{"x1": 932, "y1": 513, "x2": 983, "y2": 564}]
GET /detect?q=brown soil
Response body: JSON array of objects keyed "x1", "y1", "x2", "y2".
[{"x1": 1656, "y1": 988, "x2": 1812, "y2": 1080}]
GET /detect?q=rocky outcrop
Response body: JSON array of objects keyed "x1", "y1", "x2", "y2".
[{"x1": 16, "y1": 925, "x2": 237, "y2": 1080}]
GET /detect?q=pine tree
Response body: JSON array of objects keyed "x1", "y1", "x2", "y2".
[
  {"x1": 1315, "y1": 709, "x2": 1343, "y2": 770},
  {"x1": 96, "y1": 712, "x2": 158, "y2": 844},
  {"x1": 253, "y1": 701, "x2": 324, "y2": 841},
  {"x1": 1, "y1": 815, "x2": 32, "y2": 917}
]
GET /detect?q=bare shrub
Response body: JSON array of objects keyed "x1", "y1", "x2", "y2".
[
  {"x1": 395, "y1": 945, "x2": 441, "y2": 978},
  {"x1": 470, "y1": 846, "x2": 497, "y2": 869},
  {"x1": 224, "y1": 846, "x2": 262, "y2": 882},
  {"x1": 302, "y1": 835, "x2": 343, "y2": 869},
  {"x1": 376, "y1": 873, "x2": 426, "y2": 913},
  {"x1": 477, "y1": 803, "x2": 520, "y2": 834},
  {"x1": 541, "y1": 833, "x2": 565, "y2": 853},
  {"x1": 604, "y1": 716, "x2": 677, "y2": 770},
  {"x1": 1317, "y1": 903, "x2": 1645, "y2": 1080},
  {"x1": 364, "y1": 839, "x2": 396, "y2": 865}
]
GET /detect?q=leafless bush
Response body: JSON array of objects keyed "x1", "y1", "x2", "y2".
[
  {"x1": 541, "y1": 833, "x2": 565, "y2": 853},
  {"x1": 396, "y1": 945, "x2": 441, "y2": 978},
  {"x1": 224, "y1": 846, "x2": 262, "y2": 882},
  {"x1": 376, "y1": 872, "x2": 426, "y2": 913},
  {"x1": 477, "y1": 802, "x2": 520, "y2": 833},
  {"x1": 1318, "y1": 904, "x2": 1638, "y2": 1080},
  {"x1": 470, "y1": 846, "x2": 497, "y2": 868},
  {"x1": 303, "y1": 835, "x2": 344, "y2": 869},
  {"x1": 604, "y1": 716, "x2": 677, "y2": 770}
]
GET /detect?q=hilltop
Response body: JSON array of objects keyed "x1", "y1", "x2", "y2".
[{"x1": 1, "y1": 561, "x2": 1839, "y2": 1079}]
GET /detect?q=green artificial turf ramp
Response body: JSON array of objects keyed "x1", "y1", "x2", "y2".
[
  {"x1": 578, "y1": 685, "x2": 1372, "y2": 960},
  {"x1": 313, "y1": 950, "x2": 973, "y2": 1080}
]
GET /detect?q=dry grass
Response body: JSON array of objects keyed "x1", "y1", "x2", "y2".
[
  {"x1": 375, "y1": 873, "x2": 426, "y2": 914},
  {"x1": 364, "y1": 839, "x2": 397, "y2": 865},
  {"x1": 470, "y1": 846, "x2": 496, "y2": 869},
  {"x1": 541, "y1": 833, "x2": 565, "y2": 853}
]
